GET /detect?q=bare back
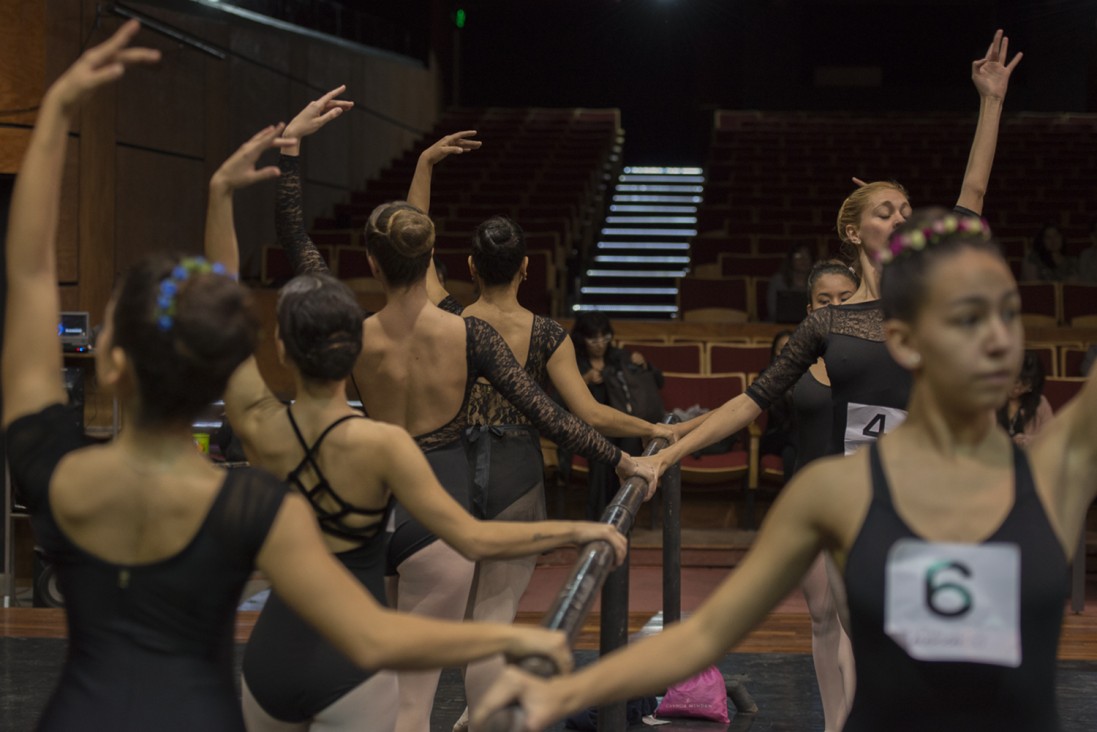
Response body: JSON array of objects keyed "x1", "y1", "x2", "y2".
[
  {"x1": 357, "y1": 300, "x2": 469, "y2": 438},
  {"x1": 460, "y1": 301, "x2": 535, "y2": 372}
]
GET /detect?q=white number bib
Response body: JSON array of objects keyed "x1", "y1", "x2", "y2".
[
  {"x1": 844, "y1": 403, "x2": 907, "y2": 455},
  {"x1": 884, "y1": 539, "x2": 1021, "y2": 667}
]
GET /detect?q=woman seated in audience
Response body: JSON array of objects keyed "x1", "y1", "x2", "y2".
[
  {"x1": 203, "y1": 126, "x2": 628, "y2": 732},
  {"x1": 767, "y1": 242, "x2": 815, "y2": 322},
  {"x1": 1021, "y1": 223, "x2": 1078, "y2": 282},
  {"x1": 569, "y1": 311, "x2": 666, "y2": 518},
  {"x1": 3, "y1": 22, "x2": 571, "y2": 732},
  {"x1": 997, "y1": 349, "x2": 1054, "y2": 446},
  {"x1": 478, "y1": 207, "x2": 1097, "y2": 732},
  {"x1": 272, "y1": 90, "x2": 655, "y2": 732}
]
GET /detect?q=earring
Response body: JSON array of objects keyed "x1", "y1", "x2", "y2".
[{"x1": 908, "y1": 354, "x2": 921, "y2": 368}]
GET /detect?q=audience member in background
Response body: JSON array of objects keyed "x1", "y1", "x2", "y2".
[
  {"x1": 1076, "y1": 219, "x2": 1097, "y2": 284},
  {"x1": 571, "y1": 311, "x2": 665, "y2": 519},
  {"x1": 997, "y1": 350, "x2": 1053, "y2": 446},
  {"x1": 767, "y1": 242, "x2": 815, "y2": 322},
  {"x1": 1022, "y1": 223, "x2": 1077, "y2": 282}
]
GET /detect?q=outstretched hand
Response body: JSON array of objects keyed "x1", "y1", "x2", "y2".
[
  {"x1": 972, "y1": 29, "x2": 1022, "y2": 101},
  {"x1": 211, "y1": 124, "x2": 297, "y2": 192},
  {"x1": 472, "y1": 667, "x2": 561, "y2": 732},
  {"x1": 283, "y1": 85, "x2": 354, "y2": 152},
  {"x1": 421, "y1": 130, "x2": 482, "y2": 166},
  {"x1": 47, "y1": 19, "x2": 160, "y2": 114}
]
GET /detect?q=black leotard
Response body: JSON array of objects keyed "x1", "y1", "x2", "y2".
[
  {"x1": 747, "y1": 301, "x2": 911, "y2": 456},
  {"x1": 6, "y1": 404, "x2": 287, "y2": 732},
  {"x1": 465, "y1": 315, "x2": 567, "y2": 519},
  {"x1": 842, "y1": 442, "x2": 1065, "y2": 731},
  {"x1": 243, "y1": 411, "x2": 392, "y2": 722},
  {"x1": 284, "y1": 409, "x2": 391, "y2": 542},
  {"x1": 790, "y1": 369, "x2": 832, "y2": 474}
]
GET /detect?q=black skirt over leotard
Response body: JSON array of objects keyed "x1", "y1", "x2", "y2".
[{"x1": 6, "y1": 404, "x2": 288, "y2": 732}]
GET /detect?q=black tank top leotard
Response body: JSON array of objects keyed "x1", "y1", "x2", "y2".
[
  {"x1": 6, "y1": 404, "x2": 288, "y2": 732},
  {"x1": 790, "y1": 368, "x2": 832, "y2": 474},
  {"x1": 842, "y1": 442, "x2": 1066, "y2": 731},
  {"x1": 243, "y1": 411, "x2": 392, "y2": 723},
  {"x1": 748, "y1": 301, "x2": 911, "y2": 456}
]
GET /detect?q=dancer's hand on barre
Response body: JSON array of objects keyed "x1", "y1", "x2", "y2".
[
  {"x1": 420, "y1": 130, "x2": 482, "y2": 167},
  {"x1": 210, "y1": 124, "x2": 296, "y2": 193},
  {"x1": 472, "y1": 666, "x2": 559, "y2": 732},
  {"x1": 282, "y1": 84, "x2": 354, "y2": 155},
  {"x1": 48, "y1": 19, "x2": 159, "y2": 115},
  {"x1": 577, "y1": 524, "x2": 628, "y2": 567},
  {"x1": 503, "y1": 629, "x2": 573, "y2": 676},
  {"x1": 615, "y1": 454, "x2": 659, "y2": 501}
]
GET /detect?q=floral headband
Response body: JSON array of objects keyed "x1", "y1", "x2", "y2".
[
  {"x1": 877, "y1": 214, "x2": 992, "y2": 264},
  {"x1": 155, "y1": 257, "x2": 229, "y2": 332}
]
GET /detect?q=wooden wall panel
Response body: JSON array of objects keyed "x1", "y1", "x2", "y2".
[
  {"x1": 114, "y1": 146, "x2": 205, "y2": 270},
  {"x1": 0, "y1": 127, "x2": 29, "y2": 175},
  {"x1": 0, "y1": 0, "x2": 45, "y2": 128},
  {"x1": 56, "y1": 138, "x2": 80, "y2": 283}
]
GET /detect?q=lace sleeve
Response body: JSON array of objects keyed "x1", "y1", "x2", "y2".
[
  {"x1": 276, "y1": 155, "x2": 330, "y2": 275},
  {"x1": 466, "y1": 318, "x2": 622, "y2": 465},
  {"x1": 746, "y1": 307, "x2": 830, "y2": 411},
  {"x1": 437, "y1": 295, "x2": 464, "y2": 315}
]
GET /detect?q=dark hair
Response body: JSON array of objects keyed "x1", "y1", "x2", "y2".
[
  {"x1": 1030, "y1": 223, "x2": 1063, "y2": 270},
  {"x1": 433, "y1": 255, "x2": 448, "y2": 285},
  {"x1": 277, "y1": 273, "x2": 364, "y2": 382},
  {"x1": 779, "y1": 242, "x2": 814, "y2": 284},
  {"x1": 364, "y1": 201, "x2": 435, "y2": 287},
  {"x1": 807, "y1": 259, "x2": 860, "y2": 295},
  {"x1": 996, "y1": 350, "x2": 1046, "y2": 433},
  {"x1": 880, "y1": 208, "x2": 1003, "y2": 322},
  {"x1": 570, "y1": 311, "x2": 613, "y2": 360},
  {"x1": 770, "y1": 330, "x2": 794, "y2": 362},
  {"x1": 112, "y1": 255, "x2": 258, "y2": 427},
  {"x1": 472, "y1": 216, "x2": 526, "y2": 286}
]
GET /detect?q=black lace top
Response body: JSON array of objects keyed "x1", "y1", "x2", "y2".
[
  {"x1": 467, "y1": 315, "x2": 568, "y2": 426},
  {"x1": 416, "y1": 317, "x2": 620, "y2": 465},
  {"x1": 746, "y1": 301, "x2": 911, "y2": 456},
  {"x1": 275, "y1": 158, "x2": 620, "y2": 466},
  {"x1": 438, "y1": 295, "x2": 464, "y2": 315}
]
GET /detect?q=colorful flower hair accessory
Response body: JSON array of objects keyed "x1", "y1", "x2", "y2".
[
  {"x1": 877, "y1": 213, "x2": 991, "y2": 264},
  {"x1": 155, "y1": 257, "x2": 228, "y2": 332}
]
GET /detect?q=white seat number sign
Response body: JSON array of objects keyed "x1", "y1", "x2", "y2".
[
  {"x1": 884, "y1": 538, "x2": 1021, "y2": 667},
  {"x1": 844, "y1": 403, "x2": 907, "y2": 455}
]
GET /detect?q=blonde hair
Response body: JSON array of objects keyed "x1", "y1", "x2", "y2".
[{"x1": 835, "y1": 181, "x2": 910, "y2": 244}]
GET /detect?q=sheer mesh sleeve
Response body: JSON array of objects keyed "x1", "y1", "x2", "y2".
[
  {"x1": 466, "y1": 318, "x2": 622, "y2": 465},
  {"x1": 5, "y1": 403, "x2": 88, "y2": 513},
  {"x1": 746, "y1": 307, "x2": 830, "y2": 411},
  {"x1": 276, "y1": 155, "x2": 331, "y2": 276},
  {"x1": 211, "y1": 469, "x2": 289, "y2": 566},
  {"x1": 437, "y1": 295, "x2": 464, "y2": 315}
]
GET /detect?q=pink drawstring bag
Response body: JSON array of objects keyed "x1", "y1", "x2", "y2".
[{"x1": 655, "y1": 665, "x2": 730, "y2": 723}]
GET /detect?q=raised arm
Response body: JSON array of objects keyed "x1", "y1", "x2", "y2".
[
  {"x1": 205, "y1": 125, "x2": 295, "y2": 439},
  {"x1": 2, "y1": 21, "x2": 159, "y2": 427},
  {"x1": 406, "y1": 130, "x2": 481, "y2": 213},
  {"x1": 275, "y1": 86, "x2": 353, "y2": 276},
  {"x1": 371, "y1": 421, "x2": 626, "y2": 564},
  {"x1": 258, "y1": 491, "x2": 574, "y2": 674},
  {"x1": 955, "y1": 29, "x2": 1022, "y2": 215},
  {"x1": 547, "y1": 338, "x2": 674, "y2": 441}
]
